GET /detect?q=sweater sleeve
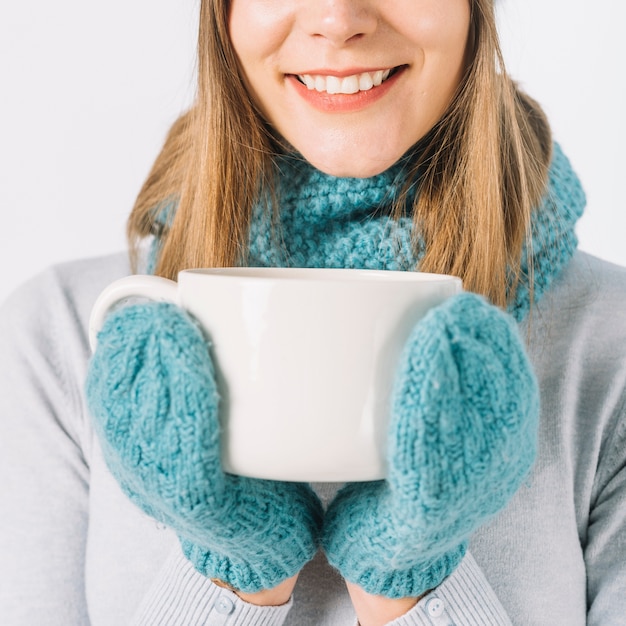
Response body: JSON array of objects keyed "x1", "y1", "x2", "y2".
[
  {"x1": 0, "y1": 272, "x2": 91, "y2": 624},
  {"x1": 388, "y1": 553, "x2": 512, "y2": 626},
  {"x1": 130, "y1": 547, "x2": 293, "y2": 626},
  {"x1": 585, "y1": 396, "x2": 626, "y2": 625}
]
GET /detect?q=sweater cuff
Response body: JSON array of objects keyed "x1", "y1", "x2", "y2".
[
  {"x1": 130, "y1": 547, "x2": 293, "y2": 626},
  {"x1": 389, "y1": 552, "x2": 512, "y2": 626}
]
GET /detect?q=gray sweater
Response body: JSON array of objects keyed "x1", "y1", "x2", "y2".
[{"x1": 0, "y1": 251, "x2": 625, "y2": 625}]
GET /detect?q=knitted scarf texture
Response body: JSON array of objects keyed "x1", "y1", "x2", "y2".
[
  {"x1": 153, "y1": 142, "x2": 585, "y2": 316},
  {"x1": 247, "y1": 142, "x2": 584, "y2": 320}
]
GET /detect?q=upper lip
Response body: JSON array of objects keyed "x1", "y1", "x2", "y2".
[{"x1": 290, "y1": 65, "x2": 400, "y2": 77}]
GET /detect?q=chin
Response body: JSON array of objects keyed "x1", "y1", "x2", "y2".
[{"x1": 303, "y1": 151, "x2": 403, "y2": 179}]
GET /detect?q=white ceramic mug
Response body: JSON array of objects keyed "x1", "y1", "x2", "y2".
[{"x1": 90, "y1": 268, "x2": 462, "y2": 482}]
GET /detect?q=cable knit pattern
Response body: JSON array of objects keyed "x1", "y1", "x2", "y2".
[
  {"x1": 86, "y1": 303, "x2": 323, "y2": 593},
  {"x1": 322, "y1": 293, "x2": 539, "y2": 597}
]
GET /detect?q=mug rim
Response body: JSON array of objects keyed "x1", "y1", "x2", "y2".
[{"x1": 180, "y1": 267, "x2": 462, "y2": 285}]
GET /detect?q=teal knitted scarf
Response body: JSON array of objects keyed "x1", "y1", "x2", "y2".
[{"x1": 153, "y1": 142, "x2": 585, "y2": 322}]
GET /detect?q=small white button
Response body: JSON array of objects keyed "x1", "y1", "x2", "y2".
[
  {"x1": 426, "y1": 596, "x2": 445, "y2": 617},
  {"x1": 215, "y1": 594, "x2": 235, "y2": 615}
]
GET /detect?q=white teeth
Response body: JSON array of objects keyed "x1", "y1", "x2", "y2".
[
  {"x1": 326, "y1": 75, "x2": 341, "y2": 94},
  {"x1": 358, "y1": 73, "x2": 374, "y2": 91},
  {"x1": 298, "y1": 69, "x2": 395, "y2": 94},
  {"x1": 372, "y1": 70, "x2": 384, "y2": 86},
  {"x1": 340, "y1": 75, "x2": 360, "y2": 94}
]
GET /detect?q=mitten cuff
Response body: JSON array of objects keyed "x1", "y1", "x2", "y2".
[
  {"x1": 328, "y1": 542, "x2": 467, "y2": 599},
  {"x1": 181, "y1": 526, "x2": 319, "y2": 594}
]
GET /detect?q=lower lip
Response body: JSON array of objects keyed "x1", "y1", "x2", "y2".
[{"x1": 287, "y1": 68, "x2": 405, "y2": 113}]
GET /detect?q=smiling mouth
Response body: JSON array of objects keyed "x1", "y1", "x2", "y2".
[{"x1": 295, "y1": 66, "x2": 404, "y2": 95}]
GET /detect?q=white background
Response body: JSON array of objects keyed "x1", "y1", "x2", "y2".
[{"x1": 1, "y1": 0, "x2": 624, "y2": 306}]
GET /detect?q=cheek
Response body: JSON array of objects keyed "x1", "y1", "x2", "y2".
[
  {"x1": 229, "y1": 0, "x2": 294, "y2": 72},
  {"x1": 413, "y1": 9, "x2": 471, "y2": 111},
  {"x1": 228, "y1": 5, "x2": 279, "y2": 117},
  {"x1": 399, "y1": 0, "x2": 471, "y2": 60}
]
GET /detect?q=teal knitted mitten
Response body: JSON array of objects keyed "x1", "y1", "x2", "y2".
[
  {"x1": 86, "y1": 302, "x2": 323, "y2": 593},
  {"x1": 322, "y1": 292, "x2": 539, "y2": 598}
]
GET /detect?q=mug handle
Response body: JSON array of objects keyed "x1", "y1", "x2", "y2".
[{"x1": 88, "y1": 275, "x2": 179, "y2": 352}]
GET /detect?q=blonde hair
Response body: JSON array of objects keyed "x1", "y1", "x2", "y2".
[{"x1": 128, "y1": 0, "x2": 551, "y2": 308}]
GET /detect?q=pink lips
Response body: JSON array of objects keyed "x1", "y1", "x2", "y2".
[{"x1": 287, "y1": 66, "x2": 406, "y2": 113}]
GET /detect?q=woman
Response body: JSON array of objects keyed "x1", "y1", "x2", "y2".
[{"x1": 1, "y1": 0, "x2": 624, "y2": 624}]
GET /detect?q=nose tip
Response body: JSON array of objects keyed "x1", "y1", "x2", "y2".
[{"x1": 307, "y1": 1, "x2": 378, "y2": 45}]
